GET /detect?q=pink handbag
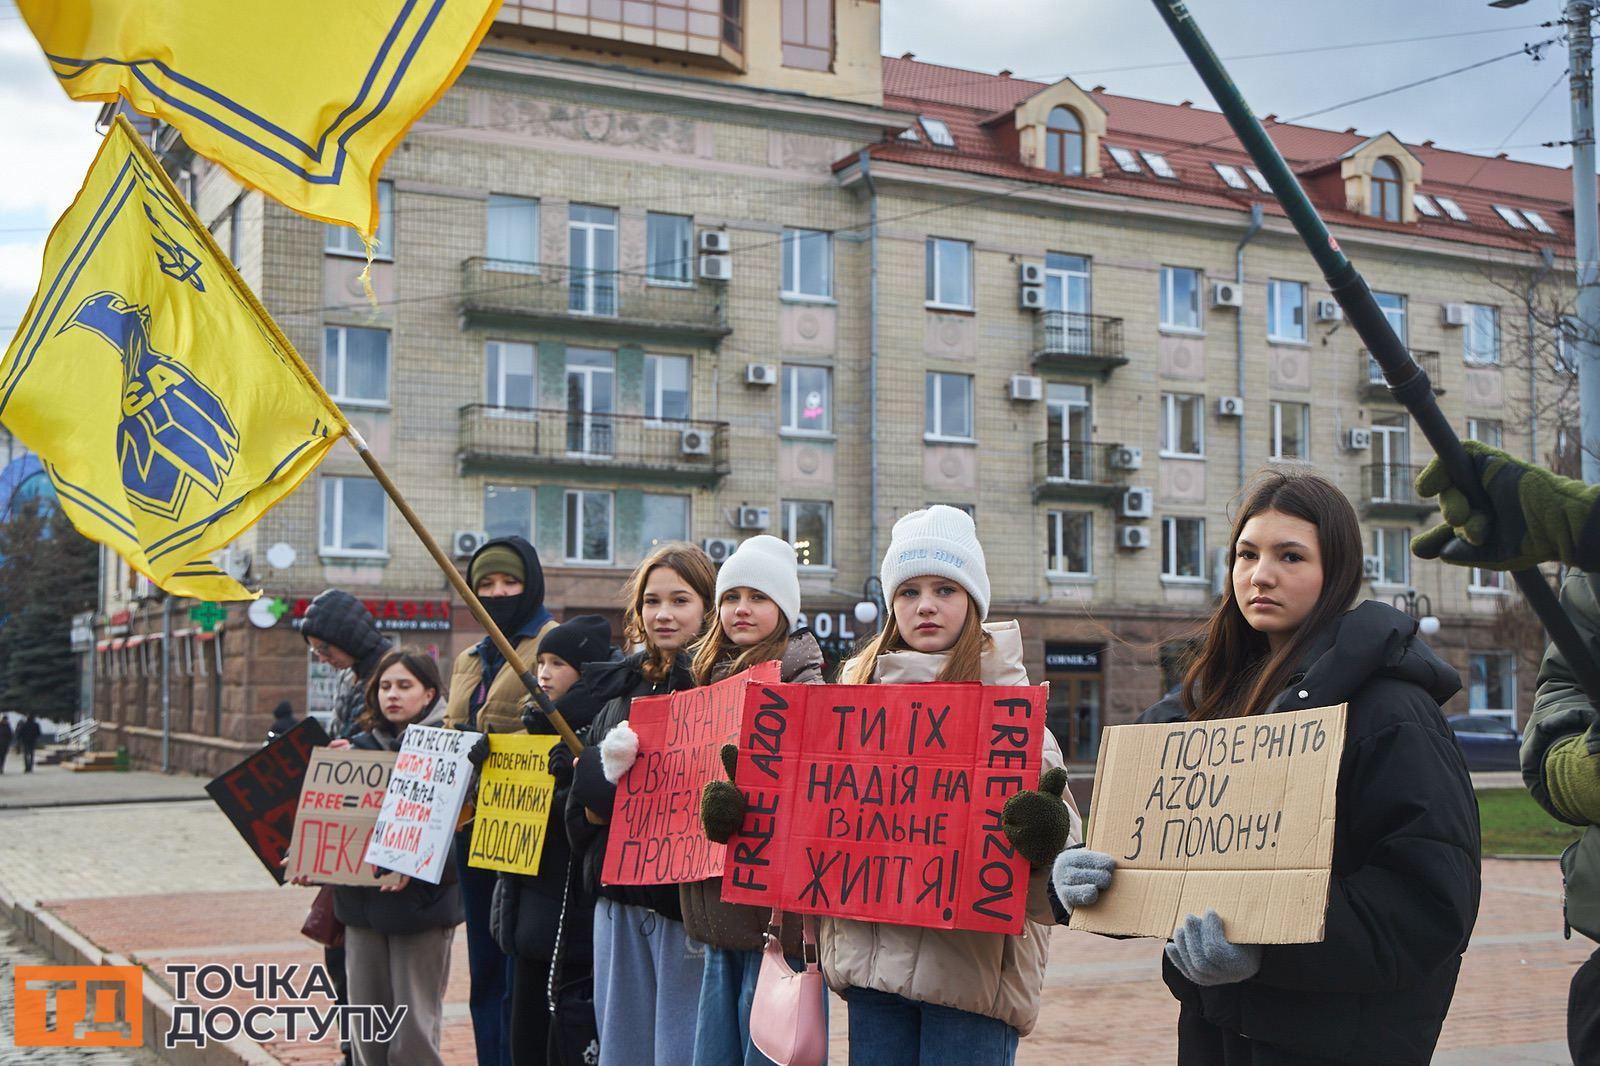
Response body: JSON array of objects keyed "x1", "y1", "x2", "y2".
[{"x1": 749, "y1": 909, "x2": 826, "y2": 1066}]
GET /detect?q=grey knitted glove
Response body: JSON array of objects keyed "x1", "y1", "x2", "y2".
[
  {"x1": 1164, "y1": 910, "x2": 1262, "y2": 987},
  {"x1": 1051, "y1": 847, "x2": 1115, "y2": 913}
]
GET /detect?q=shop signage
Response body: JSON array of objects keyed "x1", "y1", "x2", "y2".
[
  {"x1": 1046, "y1": 643, "x2": 1103, "y2": 673},
  {"x1": 291, "y1": 597, "x2": 453, "y2": 632}
]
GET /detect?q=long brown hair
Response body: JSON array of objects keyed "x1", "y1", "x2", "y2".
[
  {"x1": 691, "y1": 602, "x2": 793, "y2": 684},
  {"x1": 1183, "y1": 469, "x2": 1364, "y2": 721},
  {"x1": 359, "y1": 646, "x2": 445, "y2": 734},
  {"x1": 843, "y1": 595, "x2": 989, "y2": 684},
  {"x1": 621, "y1": 542, "x2": 717, "y2": 685}
]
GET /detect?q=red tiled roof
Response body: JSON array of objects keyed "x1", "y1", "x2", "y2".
[{"x1": 863, "y1": 56, "x2": 1574, "y2": 254}]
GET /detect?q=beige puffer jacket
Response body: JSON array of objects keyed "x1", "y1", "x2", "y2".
[{"x1": 819, "y1": 620, "x2": 1081, "y2": 1035}]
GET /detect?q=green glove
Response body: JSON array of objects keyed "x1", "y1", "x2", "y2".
[
  {"x1": 1000, "y1": 767, "x2": 1072, "y2": 868},
  {"x1": 700, "y1": 744, "x2": 745, "y2": 844},
  {"x1": 1410, "y1": 440, "x2": 1600, "y2": 572}
]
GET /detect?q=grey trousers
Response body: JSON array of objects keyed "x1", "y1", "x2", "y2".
[
  {"x1": 344, "y1": 924, "x2": 454, "y2": 1066},
  {"x1": 592, "y1": 901, "x2": 706, "y2": 1066}
]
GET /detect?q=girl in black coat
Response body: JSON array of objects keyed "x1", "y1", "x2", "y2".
[{"x1": 1055, "y1": 469, "x2": 1480, "y2": 1065}]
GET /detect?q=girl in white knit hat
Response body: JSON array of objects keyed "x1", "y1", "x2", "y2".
[{"x1": 687, "y1": 534, "x2": 826, "y2": 1066}]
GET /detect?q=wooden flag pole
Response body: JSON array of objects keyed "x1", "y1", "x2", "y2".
[{"x1": 343, "y1": 428, "x2": 584, "y2": 754}]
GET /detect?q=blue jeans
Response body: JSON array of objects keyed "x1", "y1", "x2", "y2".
[
  {"x1": 456, "y1": 829, "x2": 512, "y2": 1066},
  {"x1": 845, "y1": 987, "x2": 1018, "y2": 1066},
  {"x1": 694, "y1": 946, "x2": 828, "y2": 1066},
  {"x1": 593, "y1": 901, "x2": 706, "y2": 1066}
]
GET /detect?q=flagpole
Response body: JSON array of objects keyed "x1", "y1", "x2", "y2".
[{"x1": 342, "y1": 427, "x2": 584, "y2": 754}]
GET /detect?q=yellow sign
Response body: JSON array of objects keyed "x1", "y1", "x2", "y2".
[{"x1": 469, "y1": 734, "x2": 561, "y2": 876}]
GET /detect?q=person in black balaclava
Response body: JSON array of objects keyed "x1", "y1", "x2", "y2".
[{"x1": 443, "y1": 536, "x2": 558, "y2": 1066}]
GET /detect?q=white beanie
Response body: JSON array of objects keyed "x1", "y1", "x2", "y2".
[
  {"x1": 716, "y1": 535, "x2": 801, "y2": 632},
  {"x1": 880, "y1": 506, "x2": 990, "y2": 620}
]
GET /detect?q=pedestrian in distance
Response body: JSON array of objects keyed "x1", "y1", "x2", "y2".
[
  {"x1": 1056, "y1": 469, "x2": 1480, "y2": 1065},
  {"x1": 265, "y1": 700, "x2": 297, "y2": 744},
  {"x1": 14, "y1": 713, "x2": 41, "y2": 773},
  {"x1": 0, "y1": 714, "x2": 12, "y2": 774},
  {"x1": 691, "y1": 535, "x2": 826, "y2": 1066}
]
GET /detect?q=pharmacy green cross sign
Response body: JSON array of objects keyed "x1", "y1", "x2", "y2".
[{"x1": 189, "y1": 602, "x2": 228, "y2": 633}]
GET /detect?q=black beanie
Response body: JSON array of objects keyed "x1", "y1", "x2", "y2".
[{"x1": 538, "y1": 614, "x2": 612, "y2": 670}]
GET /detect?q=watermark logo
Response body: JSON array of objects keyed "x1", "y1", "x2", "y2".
[{"x1": 14, "y1": 965, "x2": 142, "y2": 1047}]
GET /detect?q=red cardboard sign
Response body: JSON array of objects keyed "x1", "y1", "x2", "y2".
[
  {"x1": 720, "y1": 682, "x2": 1048, "y2": 935},
  {"x1": 602, "y1": 661, "x2": 782, "y2": 886}
]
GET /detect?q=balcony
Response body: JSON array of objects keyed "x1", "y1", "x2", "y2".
[
  {"x1": 458, "y1": 405, "x2": 730, "y2": 487},
  {"x1": 494, "y1": 1, "x2": 744, "y2": 72},
  {"x1": 459, "y1": 259, "x2": 731, "y2": 347},
  {"x1": 1361, "y1": 350, "x2": 1444, "y2": 401},
  {"x1": 1033, "y1": 311, "x2": 1128, "y2": 377},
  {"x1": 1032, "y1": 440, "x2": 1130, "y2": 502},
  {"x1": 1360, "y1": 463, "x2": 1437, "y2": 518}
]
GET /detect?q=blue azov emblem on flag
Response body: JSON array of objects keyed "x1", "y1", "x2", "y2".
[
  {"x1": 58, "y1": 291, "x2": 239, "y2": 520},
  {"x1": 144, "y1": 202, "x2": 205, "y2": 291}
]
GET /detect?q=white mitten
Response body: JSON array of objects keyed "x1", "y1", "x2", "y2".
[{"x1": 600, "y1": 720, "x2": 640, "y2": 784}]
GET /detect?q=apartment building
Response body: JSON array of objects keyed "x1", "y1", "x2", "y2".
[{"x1": 88, "y1": 1, "x2": 1571, "y2": 772}]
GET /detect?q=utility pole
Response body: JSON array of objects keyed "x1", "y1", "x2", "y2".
[{"x1": 1569, "y1": 0, "x2": 1600, "y2": 482}]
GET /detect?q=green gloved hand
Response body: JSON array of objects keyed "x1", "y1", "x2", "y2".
[
  {"x1": 1410, "y1": 440, "x2": 1600, "y2": 572},
  {"x1": 700, "y1": 744, "x2": 746, "y2": 844},
  {"x1": 1001, "y1": 766, "x2": 1072, "y2": 868}
]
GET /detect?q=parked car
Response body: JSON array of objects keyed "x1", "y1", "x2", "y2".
[{"x1": 1445, "y1": 714, "x2": 1522, "y2": 772}]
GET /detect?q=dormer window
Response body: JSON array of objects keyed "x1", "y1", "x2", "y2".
[
  {"x1": 1140, "y1": 150, "x2": 1176, "y2": 179},
  {"x1": 1493, "y1": 205, "x2": 1530, "y2": 230},
  {"x1": 1244, "y1": 167, "x2": 1271, "y2": 192},
  {"x1": 1107, "y1": 145, "x2": 1142, "y2": 173},
  {"x1": 1413, "y1": 192, "x2": 1441, "y2": 218},
  {"x1": 1523, "y1": 209, "x2": 1556, "y2": 235},
  {"x1": 1213, "y1": 163, "x2": 1248, "y2": 190},
  {"x1": 919, "y1": 116, "x2": 955, "y2": 148},
  {"x1": 1045, "y1": 107, "x2": 1084, "y2": 176},
  {"x1": 1370, "y1": 157, "x2": 1401, "y2": 221},
  {"x1": 1435, "y1": 195, "x2": 1469, "y2": 222}
]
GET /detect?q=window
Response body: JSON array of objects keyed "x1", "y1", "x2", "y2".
[
  {"x1": 1374, "y1": 291, "x2": 1408, "y2": 345},
  {"x1": 644, "y1": 354, "x2": 691, "y2": 422},
  {"x1": 1140, "y1": 150, "x2": 1176, "y2": 179},
  {"x1": 925, "y1": 237, "x2": 973, "y2": 308},
  {"x1": 485, "y1": 340, "x2": 535, "y2": 409},
  {"x1": 781, "y1": 0, "x2": 832, "y2": 70},
  {"x1": 783, "y1": 500, "x2": 832, "y2": 568},
  {"x1": 897, "y1": 126, "x2": 920, "y2": 143},
  {"x1": 1434, "y1": 195, "x2": 1469, "y2": 222},
  {"x1": 781, "y1": 228, "x2": 832, "y2": 299},
  {"x1": 1464, "y1": 304, "x2": 1500, "y2": 365},
  {"x1": 1045, "y1": 107, "x2": 1084, "y2": 176},
  {"x1": 1471, "y1": 566, "x2": 1508, "y2": 593},
  {"x1": 1467, "y1": 418, "x2": 1504, "y2": 449},
  {"x1": 486, "y1": 194, "x2": 538, "y2": 271},
  {"x1": 919, "y1": 116, "x2": 955, "y2": 148},
  {"x1": 925, "y1": 372, "x2": 975, "y2": 440},
  {"x1": 1047, "y1": 511, "x2": 1092, "y2": 576},
  {"x1": 1046, "y1": 381, "x2": 1092, "y2": 481},
  {"x1": 1161, "y1": 393, "x2": 1204, "y2": 457},
  {"x1": 1107, "y1": 145, "x2": 1142, "y2": 173},
  {"x1": 1160, "y1": 266, "x2": 1202, "y2": 332},
  {"x1": 1162, "y1": 517, "x2": 1205, "y2": 580},
  {"x1": 566, "y1": 348, "x2": 615, "y2": 456},
  {"x1": 781, "y1": 364, "x2": 831, "y2": 434},
  {"x1": 320, "y1": 477, "x2": 386, "y2": 557},
  {"x1": 1493, "y1": 205, "x2": 1530, "y2": 230},
  {"x1": 322, "y1": 325, "x2": 390, "y2": 405},
  {"x1": 564, "y1": 489, "x2": 613, "y2": 564},
  {"x1": 1267, "y1": 279, "x2": 1307, "y2": 342},
  {"x1": 484, "y1": 484, "x2": 533, "y2": 541},
  {"x1": 1244, "y1": 166, "x2": 1271, "y2": 193},
  {"x1": 645, "y1": 212, "x2": 693, "y2": 285},
  {"x1": 1559, "y1": 315, "x2": 1583, "y2": 376},
  {"x1": 642, "y1": 493, "x2": 690, "y2": 549},
  {"x1": 1412, "y1": 192, "x2": 1442, "y2": 218},
  {"x1": 326, "y1": 181, "x2": 393, "y2": 256},
  {"x1": 1212, "y1": 163, "x2": 1247, "y2": 190},
  {"x1": 1271, "y1": 401, "x2": 1309, "y2": 460},
  {"x1": 1371, "y1": 527, "x2": 1410, "y2": 586},
  {"x1": 1523, "y1": 209, "x2": 1556, "y2": 235},
  {"x1": 1370, "y1": 157, "x2": 1401, "y2": 222},
  {"x1": 1469, "y1": 652, "x2": 1517, "y2": 722},
  {"x1": 568, "y1": 204, "x2": 618, "y2": 316}
]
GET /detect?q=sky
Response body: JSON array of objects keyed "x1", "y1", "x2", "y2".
[{"x1": 0, "y1": 0, "x2": 1585, "y2": 350}]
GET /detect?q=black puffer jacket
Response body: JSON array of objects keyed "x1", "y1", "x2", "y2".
[
  {"x1": 1143, "y1": 601, "x2": 1479, "y2": 1065},
  {"x1": 566, "y1": 650, "x2": 696, "y2": 918},
  {"x1": 299, "y1": 590, "x2": 390, "y2": 740}
]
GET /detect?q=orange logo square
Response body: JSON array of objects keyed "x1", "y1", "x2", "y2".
[{"x1": 13, "y1": 965, "x2": 142, "y2": 1047}]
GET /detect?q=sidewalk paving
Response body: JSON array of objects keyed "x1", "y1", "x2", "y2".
[{"x1": 0, "y1": 764, "x2": 1586, "y2": 1064}]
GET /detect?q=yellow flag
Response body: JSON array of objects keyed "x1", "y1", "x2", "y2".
[
  {"x1": 0, "y1": 117, "x2": 348, "y2": 601},
  {"x1": 17, "y1": 0, "x2": 502, "y2": 238}
]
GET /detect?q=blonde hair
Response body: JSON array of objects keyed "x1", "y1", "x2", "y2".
[
  {"x1": 621, "y1": 542, "x2": 717, "y2": 685},
  {"x1": 692, "y1": 601, "x2": 793, "y2": 684},
  {"x1": 843, "y1": 595, "x2": 988, "y2": 684}
]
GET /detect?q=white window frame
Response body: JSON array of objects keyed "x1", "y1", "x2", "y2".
[
  {"x1": 1467, "y1": 417, "x2": 1504, "y2": 449},
  {"x1": 1435, "y1": 195, "x2": 1470, "y2": 222},
  {"x1": 485, "y1": 193, "x2": 540, "y2": 273},
  {"x1": 568, "y1": 204, "x2": 619, "y2": 317},
  {"x1": 781, "y1": 228, "x2": 833, "y2": 301},
  {"x1": 1212, "y1": 162, "x2": 1248, "y2": 190},
  {"x1": 1107, "y1": 145, "x2": 1142, "y2": 173},
  {"x1": 325, "y1": 180, "x2": 393, "y2": 258},
  {"x1": 1160, "y1": 266, "x2": 1203, "y2": 333},
  {"x1": 1470, "y1": 567, "x2": 1509, "y2": 594},
  {"x1": 782, "y1": 499, "x2": 834, "y2": 569},
  {"x1": 781, "y1": 364, "x2": 832, "y2": 436},
  {"x1": 320, "y1": 476, "x2": 388, "y2": 559},
  {"x1": 1046, "y1": 510, "x2": 1093, "y2": 578},
  {"x1": 322, "y1": 325, "x2": 390, "y2": 407},
  {"x1": 1267, "y1": 279, "x2": 1308, "y2": 343},
  {"x1": 925, "y1": 371, "x2": 975, "y2": 442},
  {"x1": 483, "y1": 484, "x2": 534, "y2": 542},
  {"x1": 1468, "y1": 652, "x2": 1517, "y2": 724},
  {"x1": 484, "y1": 340, "x2": 536, "y2": 411},
  {"x1": 1270, "y1": 401, "x2": 1310, "y2": 461},
  {"x1": 1413, "y1": 192, "x2": 1441, "y2": 218},
  {"x1": 919, "y1": 116, "x2": 955, "y2": 148},
  {"x1": 1371, "y1": 526, "x2": 1410, "y2": 587},
  {"x1": 1464, "y1": 304, "x2": 1500, "y2": 366},
  {"x1": 645, "y1": 212, "x2": 694, "y2": 287},
  {"x1": 1244, "y1": 167, "x2": 1271, "y2": 192},
  {"x1": 643, "y1": 353, "x2": 692, "y2": 424},
  {"x1": 1161, "y1": 516, "x2": 1206, "y2": 582},
  {"x1": 1140, "y1": 150, "x2": 1176, "y2": 179},
  {"x1": 925, "y1": 237, "x2": 974, "y2": 310},
  {"x1": 564, "y1": 489, "x2": 614, "y2": 565},
  {"x1": 1160, "y1": 393, "x2": 1205, "y2": 458},
  {"x1": 1524, "y1": 209, "x2": 1556, "y2": 235}
]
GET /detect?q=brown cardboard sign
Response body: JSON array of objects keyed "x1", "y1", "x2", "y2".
[
  {"x1": 1069, "y1": 704, "x2": 1347, "y2": 944},
  {"x1": 286, "y1": 748, "x2": 403, "y2": 887}
]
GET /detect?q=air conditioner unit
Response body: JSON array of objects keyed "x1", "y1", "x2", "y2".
[
  {"x1": 680, "y1": 428, "x2": 711, "y2": 456},
  {"x1": 1118, "y1": 487, "x2": 1153, "y2": 519},
  {"x1": 1362, "y1": 555, "x2": 1385, "y2": 581},
  {"x1": 735, "y1": 506, "x2": 771, "y2": 531},
  {"x1": 744, "y1": 363, "x2": 776, "y2": 386},
  {"x1": 703, "y1": 537, "x2": 739, "y2": 564},
  {"x1": 699, "y1": 230, "x2": 730, "y2": 254},
  {"x1": 453, "y1": 529, "x2": 488, "y2": 558},
  {"x1": 1018, "y1": 261, "x2": 1045, "y2": 286},
  {"x1": 1217, "y1": 395, "x2": 1244, "y2": 417},
  {"x1": 1118, "y1": 525, "x2": 1152, "y2": 550},
  {"x1": 1315, "y1": 299, "x2": 1343, "y2": 323},
  {"x1": 1019, "y1": 286, "x2": 1046, "y2": 311},
  {"x1": 1108, "y1": 445, "x2": 1143, "y2": 471},
  {"x1": 699, "y1": 254, "x2": 731, "y2": 281},
  {"x1": 1212, "y1": 281, "x2": 1243, "y2": 308},
  {"x1": 1442, "y1": 303, "x2": 1469, "y2": 327},
  {"x1": 1346, "y1": 427, "x2": 1373, "y2": 451},
  {"x1": 1008, "y1": 374, "x2": 1043, "y2": 402}
]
